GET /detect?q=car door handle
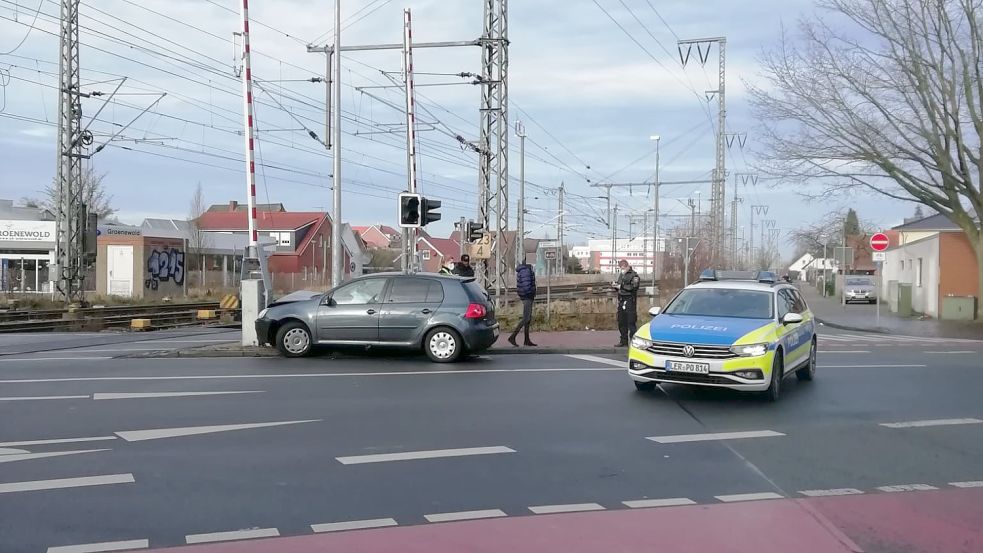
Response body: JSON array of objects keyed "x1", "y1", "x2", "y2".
[
  {"x1": 366, "y1": 309, "x2": 377, "y2": 315},
  {"x1": 421, "y1": 308, "x2": 432, "y2": 314}
]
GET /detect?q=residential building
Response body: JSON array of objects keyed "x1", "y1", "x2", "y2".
[
  {"x1": 354, "y1": 225, "x2": 401, "y2": 249},
  {"x1": 416, "y1": 236, "x2": 461, "y2": 273}
]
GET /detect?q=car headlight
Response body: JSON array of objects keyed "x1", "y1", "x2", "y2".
[
  {"x1": 630, "y1": 335, "x2": 653, "y2": 350},
  {"x1": 730, "y1": 343, "x2": 768, "y2": 357},
  {"x1": 258, "y1": 308, "x2": 269, "y2": 319}
]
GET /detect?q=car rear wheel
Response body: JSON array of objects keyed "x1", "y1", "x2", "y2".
[
  {"x1": 276, "y1": 321, "x2": 312, "y2": 358},
  {"x1": 424, "y1": 327, "x2": 462, "y2": 363},
  {"x1": 634, "y1": 380, "x2": 656, "y2": 392},
  {"x1": 765, "y1": 351, "x2": 783, "y2": 402},
  {"x1": 796, "y1": 339, "x2": 817, "y2": 381}
]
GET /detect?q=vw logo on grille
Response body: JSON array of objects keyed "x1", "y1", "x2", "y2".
[{"x1": 682, "y1": 345, "x2": 696, "y2": 358}]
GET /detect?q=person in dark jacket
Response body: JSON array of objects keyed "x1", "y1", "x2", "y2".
[
  {"x1": 452, "y1": 254, "x2": 475, "y2": 277},
  {"x1": 508, "y1": 262, "x2": 537, "y2": 347},
  {"x1": 614, "y1": 259, "x2": 641, "y2": 347}
]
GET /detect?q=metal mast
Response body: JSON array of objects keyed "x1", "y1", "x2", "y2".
[
  {"x1": 402, "y1": 8, "x2": 419, "y2": 270},
  {"x1": 515, "y1": 120, "x2": 525, "y2": 269},
  {"x1": 54, "y1": 0, "x2": 84, "y2": 303},
  {"x1": 478, "y1": 0, "x2": 508, "y2": 302}
]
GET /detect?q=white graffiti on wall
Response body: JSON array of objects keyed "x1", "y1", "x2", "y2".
[{"x1": 145, "y1": 248, "x2": 185, "y2": 290}]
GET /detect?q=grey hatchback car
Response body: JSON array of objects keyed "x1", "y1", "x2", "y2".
[{"x1": 255, "y1": 272, "x2": 499, "y2": 362}]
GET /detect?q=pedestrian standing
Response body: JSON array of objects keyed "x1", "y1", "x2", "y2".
[
  {"x1": 452, "y1": 254, "x2": 475, "y2": 277},
  {"x1": 614, "y1": 259, "x2": 641, "y2": 347},
  {"x1": 508, "y1": 261, "x2": 537, "y2": 347}
]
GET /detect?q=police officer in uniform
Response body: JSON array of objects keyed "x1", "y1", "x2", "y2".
[{"x1": 614, "y1": 259, "x2": 641, "y2": 347}]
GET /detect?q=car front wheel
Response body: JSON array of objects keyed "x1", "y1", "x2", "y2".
[
  {"x1": 765, "y1": 351, "x2": 783, "y2": 402},
  {"x1": 424, "y1": 327, "x2": 462, "y2": 363},
  {"x1": 276, "y1": 321, "x2": 313, "y2": 358}
]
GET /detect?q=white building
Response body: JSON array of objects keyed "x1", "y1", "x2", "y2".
[
  {"x1": 788, "y1": 253, "x2": 836, "y2": 281},
  {"x1": 587, "y1": 236, "x2": 665, "y2": 275}
]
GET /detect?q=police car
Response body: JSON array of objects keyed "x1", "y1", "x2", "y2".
[{"x1": 628, "y1": 270, "x2": 817, "y2": 401}]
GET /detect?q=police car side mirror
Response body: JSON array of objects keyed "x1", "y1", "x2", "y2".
[
  {"x1": 782, "y1": 312, "x2": 803, "y2": 325},
  {"x1": 649, "y1": 306, "x2": 661, "y2": 317}
]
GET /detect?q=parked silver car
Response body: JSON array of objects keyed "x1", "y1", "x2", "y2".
[
  {"x1": 844, "y1": 276, "x2": 877, "y2": 304},
  {"x1": 255, "y1": 273, "x2": 499, "y2": 362}
]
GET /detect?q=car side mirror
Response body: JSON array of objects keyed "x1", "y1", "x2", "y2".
[
  {"x1": 782, "y1": 312, "x2": 803, "y2": 325},
  {"x1": 649, "y1": 306, "x2": 661, "y2": 317},
  {"x1": 322, "y1": 296, "x2": 336, "y2": 307}
]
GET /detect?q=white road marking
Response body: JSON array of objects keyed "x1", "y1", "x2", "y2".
[
  {"x1": 622, "y1": 498, "x2": 696, "y2": 508},
  {"x1": 564, "y1": 354, "x2": 628, "y2": 368},
  {"x1": 311, "y1": 518, "x2": 398, "y2": 533},
  {"x1": 144, "y1": 339, "x2": 237, "y2": 344},
  {"x1": 185, "y1": 528, "x2": 279, "y2": 544},
  {"x1": 799, "y1": 488, "x2": 864, "y2": 497},
  {"x1": 647, "y1": 430, "x2": 785, "y2": 444},
  {"x1": 715, "y1": 492, "x2": 784, "y2": 502},
  {"x1": 877, "y1": 484, "x2": 938, "y2": 492},
  {"x1": 0, "y1": 449, "x2": 109, "y2": 464},
  {"x1": 115, "y1": 420, "x2": 320, "y2": 442},
  {"x1": 528, "y1": 503, "x2": 605, "y2": 514},
  {"x1": 0, "y1": 367, "x2": 623, "y2": 384},
  {"x1": 92, "y1": 391, "x2": 262, "y2": 401},
  {"x1": 0, "y1": 448, "x2": 29, "y2": 455},
  {"x1": 819, "y1": 364, "x2": 927, "y2": 368},
  {"x1": 924, "y1": 351, "x2": 975, "y2": 354},
  {"x1": 950, "y1": 481, "x2": 983, "y2": 488},
  {"x1": 0, "y1": 436, "x2": 116, "y2": 448},
  {"x1": 0, "y1": 473, "x2": 133, "y2": 494},
  {"x1": 817, "y1": 350, "x2": 870, "y2": 354},
  {"x1": 880, "y1": 418, "x2": 983, "y2": 428},
  {"x1": 0, "y1": 357, "x2": 112, "y2": 362},
  {"x1": 47, "y1": 539, "x2": 149, "y2": 553},
  {"x1": 0, "y1": 395, "x2": 89, "y2": 401},
  {"x1": 336, "y1": 446, "x2": 515, "y2": 465},
  {"x1": 424, "y1": 509, "x2": 507, "y2": 523}
]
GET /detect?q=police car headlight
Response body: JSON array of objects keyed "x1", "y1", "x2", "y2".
[
  {"x1": 730, "y1": 343, "x2": 768, "y2": 357},
  {"x1": 630, "y1": 336, "x2": 653, "y2": 350}
]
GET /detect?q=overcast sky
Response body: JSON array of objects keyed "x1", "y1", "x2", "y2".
[{"x1": 0, "y1": 0, "x2": 915, "y2": 257}]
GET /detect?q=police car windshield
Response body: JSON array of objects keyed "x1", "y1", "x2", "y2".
[{"x1": 665, "y1": 288, "x2": 774, "y2": 319}]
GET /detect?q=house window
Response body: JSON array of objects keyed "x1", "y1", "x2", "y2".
[
  {"x1": 916, "y1": 258, "x2": 923, "y2": 287},
  {"x1": 421, "y1": 250, "x2": 431, "y2": 260}
]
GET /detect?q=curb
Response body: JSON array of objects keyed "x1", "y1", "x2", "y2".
[
  {"x1": 815, "y1": 317, "x2": 889, "y2": 334},
  {"x1": 130, "y1": 347, "x2": 625, "y2": 359}
]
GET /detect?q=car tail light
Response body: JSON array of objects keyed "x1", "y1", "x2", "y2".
[{"x1": 465, "y1": 303, "x2": 487, "y2": 319}]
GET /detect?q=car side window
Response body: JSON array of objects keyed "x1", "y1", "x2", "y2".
[
  {"x1": 790, "y1": 289, "x2": 808, "y2": 313},
  {"x1": 426, "y1": 281, "x2": 444, "y2": 303},
  {"x1": 387, "y1": 278, "x2": 432, "y2": 303},
  {"x1": 332, "y1": 278, "x2": 386, "y2": 305},
  {"x1": 776, "y1": 290, "x2": 794, "y2": 318}
]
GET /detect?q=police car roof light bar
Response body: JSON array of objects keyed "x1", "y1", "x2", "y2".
[
  {"x1": 699, "y1": 269, "x2": 718, "y2": 281},
  {"x1": 756, "y1": 271, "x2": 778, "y2": 284}
]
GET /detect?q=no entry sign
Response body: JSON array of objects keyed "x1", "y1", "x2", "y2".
[{"x1": 870, "y1": 232, "x2": 890, "y2": 252}]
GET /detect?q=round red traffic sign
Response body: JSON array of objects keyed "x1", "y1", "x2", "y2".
[{"x1": 870, "y1": 232, "x2": 890, "y2": 252}]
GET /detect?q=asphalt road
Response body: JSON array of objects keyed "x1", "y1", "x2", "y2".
[{"x1": 1, "y1": 328, "x2": 982, "y2": 552}]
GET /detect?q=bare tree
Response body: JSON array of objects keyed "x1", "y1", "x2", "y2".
[
  {"x1": 791, "y1": 208, "x2": 878, "y2": 257},
  {"x1": 187, "y1": 183, "x2": 210, "y2": 287},
  {"x1": 750, "y1": 0, "x2": 983, "y2": 314},
  {"x1": 27, "y1": 167, "x2": 116, "y2": 220}
]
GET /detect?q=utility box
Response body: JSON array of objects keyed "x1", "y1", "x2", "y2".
[
  {"x1": 897, "y1": 283, "x2": 913, "y2": 317},
  {"x1": 887, "y1": 280, "x2": 899, "y2": 313},
  {"x1": 941, "y1": 296, "x2": 977, "y2": 321}
]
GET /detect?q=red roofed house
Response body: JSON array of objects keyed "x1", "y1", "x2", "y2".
[
  {"x1": 197, "y1": 202, "x2": 360, "y2": 288},
  {"x1": 416, "y1": 236, "x2": 461, "y2": 273},
  {"x1": 353, "y1": 225, "x2": 401, "y2": 249}
]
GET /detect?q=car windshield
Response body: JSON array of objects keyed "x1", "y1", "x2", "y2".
[
  {"x1": 664, "y1": 288, "x2": 774, "y2": 319},
  {"x1": 846, "y1": 277, "x2": 873, "y2": 286}
]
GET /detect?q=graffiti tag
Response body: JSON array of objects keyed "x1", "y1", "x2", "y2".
[{"x1": 145, "y1": 248, "x2": 185, "y2": 290}]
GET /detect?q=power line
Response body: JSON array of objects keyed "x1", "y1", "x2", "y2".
[{"x1": 0, "y1": 0, "x2": 42, "y2": 55}]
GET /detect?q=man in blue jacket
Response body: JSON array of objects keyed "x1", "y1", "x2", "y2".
[{"x1": 508, "y1": 261, "x2": 537, "y2": 347}]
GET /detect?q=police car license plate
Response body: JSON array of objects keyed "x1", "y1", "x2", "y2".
[{"x1": 665, "y1": 360, "x2": 709, "y2": 374}]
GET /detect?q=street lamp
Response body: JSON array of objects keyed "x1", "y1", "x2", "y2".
[{"x1": 649, "y1": 135, "x2": 661, "y2": 292}]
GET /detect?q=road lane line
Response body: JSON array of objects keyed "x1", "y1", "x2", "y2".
[
  {"x1": 799, "y1": 488, "x2": 864, "y2": 497},
  {"x1": 622, "y1": 498, "x2": 696, "y2": 508},
  {"x1": 950, "y1": 481, "x2": 983, "y2": 488},
  {"x1": 0, "y1": 473, "x2": 133, "y2": 494},
  {"x1": 0, "y1": 367, "x2": 624, "y2": 384},
  {"x1": 116, "y1": 420, "x2": 320, "y2": 442},
  {"x1": 92, "y1": 391, "x2": 262, "y2": 400},
  {"x1": 336, "y1": 446, "x2": 515, "y2": 465},
  {"x1": 564, "y1": 354, "x2": 628, "y2": 367},
  {"x1": 0, "y1": 448, "x2": 29, "y2": 454},
  {"x1": 715, "y1": 492, "x2": 784, "y2": 502},
  {"x1": 647, "y1": 430, "x2": 784, "y2": 444},
  {"x1": 817, "y1": 350, "x2": 870, "y2": 354},
  {"x1": 0, "y1": 449, "x2": 110, "y2": 464},
  {"x1": 47, "y1": 539, "x2": 149, "y2": 553},
  {"x1": 0, "y1": 436, "x2": 117, "y2": 448},
  {"x1": 0, "y1": 395, "x2": 89, "y2": 401},
  {"x1": 185, "y1": 528, "x2": 279, "y2": 544},
  {"x1": 877, "y1": 484, "x2": 938, "y2": 492},
  {"x1": 311, "y1": 518, "x2": 398, "y2": 533},
  {"x1": 880, "y1": 418, "x2": 983, "y2": 428},
  {"x1": 425, "y1": 509, "x2": 507, "y2": 523},
  {"x1": 819, "y1": 364, "x2": 927, "y2": 368},
  {"x1": 529, "y1": 503, "x2": 605, "y2": 514},
  {"x1": 0, "y1": 357, "x2": 112, "y2": 362},
  {"x1": 924, "y1": 351, "x2": 975, "y2": 354}
]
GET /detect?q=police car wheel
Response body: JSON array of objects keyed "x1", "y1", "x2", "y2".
[
  {"x1": 766, "y1": 352, "x2": 783, "y2": 402},
  {"x1": 796, "y1": 339, "x2": 817, "y2": 382},
  {"x1": 634, "y1": 380, "x2": 656, "y2": 392}
]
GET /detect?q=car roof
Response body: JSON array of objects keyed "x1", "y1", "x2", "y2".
[
  {"x1": 356, "y1": 272, "x2": 470, "y2": 281},
  {"x1": 687, "y1": 280, "x2": 794, "y2": 293}
]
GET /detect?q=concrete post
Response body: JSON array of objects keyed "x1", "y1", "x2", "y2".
[{"x1": 241, "y1": 278, "x2": 265, "y2": 346}]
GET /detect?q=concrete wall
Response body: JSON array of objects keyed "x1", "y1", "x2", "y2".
[
  {"x1": 938, "y1": 232, "x2": 979, "y2": 299},
  {"x1": 881, "y1": 234, "x2": 940, "y2": 317}
]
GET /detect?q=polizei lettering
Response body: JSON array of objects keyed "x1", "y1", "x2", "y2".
[{"x1": 670, "y1": 323, "x2": 727, "y2": 332}]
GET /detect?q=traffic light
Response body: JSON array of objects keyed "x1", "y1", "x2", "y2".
[
  {"x1": 398, "y1": 192, "x2": 421, "y2": 228},
  {"x1": 421, "y1": 197, "x2": 441, "y2": 226},
  {"x1": 468, "y1": 221, "x2": 484, "y2": 242}
]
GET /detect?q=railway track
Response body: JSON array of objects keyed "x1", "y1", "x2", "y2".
[{"x1": 0, "y1": 302, "x2": 239, "y2": 333}]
